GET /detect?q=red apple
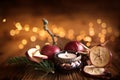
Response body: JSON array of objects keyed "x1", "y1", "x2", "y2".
[
  {"x1": 26, "y1": 48, "x2": 48, "y2": 63},
  {"x1": 64, "y1": 41, "x2": 86, "y2": 53},
  {"x1": 41, "y1": 45, "x2": 60, "y2": 59}
]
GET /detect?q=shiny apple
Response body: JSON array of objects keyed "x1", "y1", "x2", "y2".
[
  {"x1": 64, "y1": 41, "x2": 86, "y2": 52},
  {"x1": 41, "y1": 45, "x2": 60, "y2": 59}
]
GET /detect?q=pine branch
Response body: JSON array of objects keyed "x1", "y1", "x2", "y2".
[
  {"x1": 7, "y1": 57, "x2": 55, "y2": 74},
  {"x1": 7, "y1": 56, "x2": 30, "y2": 65}
]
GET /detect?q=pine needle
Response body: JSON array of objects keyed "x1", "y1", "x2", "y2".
[{"x1": 7, "y1": 57, "x2": 55, "y2": 74}]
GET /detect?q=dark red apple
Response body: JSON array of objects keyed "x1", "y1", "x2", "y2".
[
  {"x1": 64, "y1": 41, "x2": 87, "y2": 53},
  {"x1": 41, "y1": 45, "x2": 60, "y2": 59}
]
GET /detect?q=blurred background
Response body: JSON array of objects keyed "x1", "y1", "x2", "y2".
[{"x1": 0, "y1": 0, "x2": 120, "y2": 68}]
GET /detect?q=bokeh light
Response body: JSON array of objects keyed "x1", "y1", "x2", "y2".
[
  {"x1": 2, "y1": 18, "x2": 6, "y2": 22},
  {"x1": 10, "y1": 29, "x2": 15, "y2": 36},
  {"x1": 89, "y1": 26, "x2": 95, "y2": 36},
  {"x1": 67, "y1": 29, "x2": 74, "y2": 40},
  {"x1": 107, "y1": 27, "x2": 112, "y2": 33},
  {"x1": 22, "y1": 39, "x2": 27, "y2": 45},
  {"x1": 32, "y1": 27, "x2": 38, "y2": 33},
  {"x1": 89, "y1": 22, "x2": 93, "y2": 27},
  {"x1": 8, "y1": 18, "x2": 119, "y2": 50},
  {"x1": 24, "y1": 24, "x2": 30, "y2": 31},
  {"x1": 15, "y1": 22, "x2": 23, "y2": 30},
  {"x1": 86, "y1": 42, "x2": 91, "y2": 47},
  {"x1": 101, "y1": 29, "x2": 107, "y2": 34},
  {"x1": 83, "y1": 36, "x2": 92, "y2": 42},
  {"x1": 18, "y1": 44, "x2": 24, "y2": 49},
  {"x1": 30, "y1": 36, "x2": 36, "y2": 42},
  {"x1": 97, "y1": 19, "x2": 102, "y2": 24},
  {"x1": 101, "y1": 22, "x2": 107, "y2": 28}
]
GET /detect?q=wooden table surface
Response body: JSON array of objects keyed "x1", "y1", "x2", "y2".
[
  {"x1": 0, "y1": 65, "x2": 109, "y2": 80},
  {"x1": 0, "y1": 60, "x2": 120, "y2": 80}
]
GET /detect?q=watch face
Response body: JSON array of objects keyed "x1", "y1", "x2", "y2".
[{"x1": 90, "y1": 46, "x2": 111, "y2": 67}]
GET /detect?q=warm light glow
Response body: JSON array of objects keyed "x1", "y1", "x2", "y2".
[
  {"x1": 114, "y1": 31, "x2": 120, "y2": 37},
  {"x1": 89, "y1": 30, "x2": 95, "y2": 36},
  {"x1": 68, "y1": 29, "x2": 74, "y2": 34},
  {"x1": 45, "y1": 42, "x2": 50, "y2": 45},
  {"x1": 76, "y1": 35, "x2": 83, "y2": 41},
  {"x1": 59, "y1": 31, "x2": 65, "y2": 37},
  {"x1": 8, "y1": 18, "x2": 118, "y2": 49},
  {"x1": 101, "y1": 29, "x2": 107, "y2": 34},
  {"x1": 30, "y1": 36, "x2": 36, "y2": 42},
  {"x1": 107, "y1": 27, "x2": 112, "y2": 33},
  {"x1": 110, "y1": 36, "x2": 115, "y2": 42},
  {"x1": 54, "y1": 37, "x2": 58, "y2": 42},
  {"x1": 39, "y1": 30, "x2": 46, "y2": 40},
  {"x1": 10, "y1": 29, "x2": 15, "y2": 36},
  {"x1": 2, "y1": 18, "x2": 6, "y2": 22},
  {"x1": 67, "y1": 29, "x2": 74, "y2": 40},
  {"x1": 86, "y1": 42, "x2": 91, "y2": 47},
  {"x1": 100, "y1": 37, "x2": 105, "y2": 43},
  {"x1": 80, "y1": 31, "x2": 86, "y2": 36},
  {"x1": 97, "y1": 19, "x2": 102, "y2": 24},
  {"x1": 89, "y1": 27, "x2": 95, "y2": 36},
  {"x1": 18, "y1": 44, "x2": 24, "y2": 49},
  {"x1": 84, "y1": 36, "x2": 92, "y2": 42},
  {"x1": 22, "y1": 39, "x2": 27, "y2": 45},
  {"x1": 15, "y1": 22, "x2": 23, "y2": 30},
  {"x1": 100, "y1": 34, "x2": 105, "y2": 38},
  {"x1": 89, "y1": 22, "x2": 93, "y2": 27},
  {"x1": 39, "y1": 30, "x2": 46, "y2": 37},
  {"x1": 35, "y1": 45, "x2": 40, "y2": 49},
  {"x1": 32, "y1": 27, "x2": 38, "y2": 33},
  {"x1": 76, "y1": 31, "x2": 86, "y2": 41},
  {"x1": 98, "y1": 33, "x2": 102, "y2": 37},
  {"x1": 101, "y1": 23, "x2": 107, "y2": 28},
  {"x1": 24, "y1": 24, "x2": 30, "y2": 31},
  {"x1": 58, "y1": 27, "x2": 66, "y2": 37},
  {"x1": 47, "y1": 36, "x2": 53, "y2": 43},
  {"x1": 53, "y1": 27, "x2": 58, "y2": 34},
  {"x1": 15, "y1": 29, "x2": 20, "y2": 35}
]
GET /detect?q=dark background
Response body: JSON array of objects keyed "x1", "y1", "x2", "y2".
[
  {"x1": 0, "y1": 0, "x2": 120, "y2": 16},
  {"x1": 0, "y1": 0, "x2": 120, "y2": 21}
]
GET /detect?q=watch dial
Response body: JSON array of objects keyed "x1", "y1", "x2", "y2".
[{"x1": 90, "y1": 46, "x2": 111, "y2": 67}]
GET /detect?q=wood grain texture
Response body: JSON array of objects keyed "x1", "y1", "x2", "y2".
[{"x1": 0, "y1": 61, "x2": 119, "y2": 80}]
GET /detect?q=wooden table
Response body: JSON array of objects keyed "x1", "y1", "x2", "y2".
[{"x1": 0, "y1": 62, "x2": 119, "y2": 80}]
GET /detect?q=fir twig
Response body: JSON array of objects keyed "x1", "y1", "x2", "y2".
[{"x1": 7, "y1": 57, "x2": 55, "y2": 74}]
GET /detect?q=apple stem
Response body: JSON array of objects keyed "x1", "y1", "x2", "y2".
[{"x1": 42, "y1": 18, "x2": 58, "y2": 45}]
